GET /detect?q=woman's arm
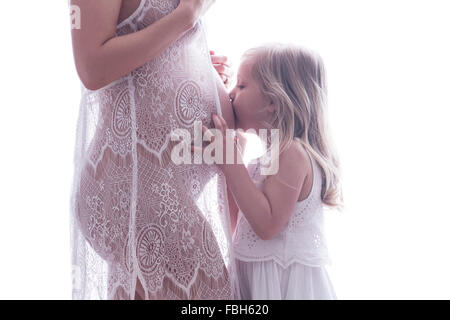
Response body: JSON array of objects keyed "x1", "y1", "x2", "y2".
[{"x1": 70, "y1": 0, "x2": 207, "y2": 90}]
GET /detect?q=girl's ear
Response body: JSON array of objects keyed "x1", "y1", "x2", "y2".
[{"x1": 267, "y1": 101, "x2": 276, "y2": 113}]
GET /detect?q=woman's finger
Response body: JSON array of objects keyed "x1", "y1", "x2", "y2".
[
  {"x1": 213, "y1": 61, "x2": 231, "y2": 68},
  {"x1": 211, "y1": 55, "x2": 228, "y2": 66},
  {"x1": 213, "y1": 64, "x2": 232, "y2": 76},
  {"x1": 213, "y1": 64, "x2": 225, "y2": 73}
]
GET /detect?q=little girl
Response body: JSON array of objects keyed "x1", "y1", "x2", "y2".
[{"x1": 201, "y1": 42, "x2": 343, "y2": 300}]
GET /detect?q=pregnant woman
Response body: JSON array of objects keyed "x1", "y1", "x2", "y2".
[{"x1": 69, "y1": 0, "x2": 238, "y2": 299}]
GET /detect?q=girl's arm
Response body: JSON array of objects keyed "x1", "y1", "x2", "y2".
[
  {"x1": 222, "y1": 136, "x2": 308, "y2": 241},
  {"x1": 194, "y1": 115, "x2": 307, "y2": 241},
  {"x1": 226, "y1": 132, "x2": 248, "y2": 235},
  {"x1": 70, "y1": 0, "x2": 205, "y2": 90}
]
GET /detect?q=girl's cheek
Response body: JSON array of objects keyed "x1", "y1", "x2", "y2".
[{"x1": 234, "y1": 105, "x2": 246, "y2": 120}]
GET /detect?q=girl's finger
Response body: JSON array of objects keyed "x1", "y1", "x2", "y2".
[
  {"x1": 190, "y1": 144, "x2": 203, "y2": 154},
  {"x1": 212, "y1": 115, "x2": 222, "y2": 131},
  {"x1": 218, "y1": 114, "x2": 228, "y2": 130},
  {"x1": 235, "y1": 128, "x2": 245, "y2": 139},
  {"x1": 202, "y1": 125, "x2": 214, "y2": 141}
]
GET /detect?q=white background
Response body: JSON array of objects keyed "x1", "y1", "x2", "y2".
[{"x1": 0, "y1": 0, "x2": 449, "y2": 299}]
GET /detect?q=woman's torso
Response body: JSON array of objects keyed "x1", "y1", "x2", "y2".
[{"x1": 74, "y1": 0, "x2": 236, "y2": 299}]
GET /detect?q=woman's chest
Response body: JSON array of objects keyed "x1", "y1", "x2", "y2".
[
  {"x1": 118, "y1": 0, "x2": 142, "y2": 25},
  {"x1": 117, "y1": 0, "x2": 180, "y2": 29}
]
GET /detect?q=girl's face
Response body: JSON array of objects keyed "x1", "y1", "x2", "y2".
[{"x1": 229, "y1": 58, "x2": 275, "y2": 131}]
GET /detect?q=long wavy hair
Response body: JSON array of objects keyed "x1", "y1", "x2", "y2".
[{"x1": 242, "y1": 43, "x2": 343, "y2": 209}]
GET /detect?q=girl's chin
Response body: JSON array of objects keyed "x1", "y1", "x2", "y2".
[
  {"x1": 237, "y1": 123, "x2": 258, "y2": 133},
  {"x1": 234, "y1": 113, "x2": 265, "y2": 131},
  {"x1": 235, "y1": 118, "x2": 250, "y2": 131},
  {"x1": 235, "y1": 119, "x2": 264, "y2": 132}
]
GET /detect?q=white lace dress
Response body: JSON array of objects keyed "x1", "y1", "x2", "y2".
[
  {"x1": 233, "y1": 152, "x2": 337, "y2": 300},
  {"x1": 70, "y1": 0, "x2": 239, "y2": 300}
]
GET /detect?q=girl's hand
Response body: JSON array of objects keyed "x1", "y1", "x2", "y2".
[
  {"x1": 178, "y1": 0, "x2": 216, "y2": 26},
  {"x1": 190, "y1": 114, "x2": 244, "y2": 171},
  {"x1": 210, "y1": 50, "x2": 233, "y2": 89}
]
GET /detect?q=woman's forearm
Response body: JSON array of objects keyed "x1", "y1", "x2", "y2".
[{"x1": 72, "y1": 6, "x2": 194, "y2": 91}]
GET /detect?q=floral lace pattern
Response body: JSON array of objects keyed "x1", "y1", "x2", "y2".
[
  {"x1": 70, "y1": 0, "x2": 239, "y2": 299},
  {"x1": 233, "y1": 155, "x2": 331, "y2": 268}
]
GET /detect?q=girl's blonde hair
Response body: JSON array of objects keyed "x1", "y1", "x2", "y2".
[{"x1": 242, "y1": 43, "x2": 343, "y2": 209}]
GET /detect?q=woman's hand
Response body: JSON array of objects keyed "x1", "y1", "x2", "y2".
[
  {"x1": 190, "y1": 114, "x2": 244, "y2": 171},
  {"x1": 178, "y1": 0, "x2": 216, "y2": 26},
  {"x1": 210, "y1": 50, "x2": 233, "y2": 89}
]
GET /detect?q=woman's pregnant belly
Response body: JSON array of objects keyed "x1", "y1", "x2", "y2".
[
  {"x1": 212, "y1": 67, "x2": 235, "y2": 129},
  {"x1": 74, "y1": 70, "x2": 234, "y2": 271}
]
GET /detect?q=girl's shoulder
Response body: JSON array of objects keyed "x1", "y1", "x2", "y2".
[
  {"x1": 262, "y1": 139, "x2": 311, "y2": 190},
  {"x1": 281, "y1": 139, "x2": 311, "y2": 173}
]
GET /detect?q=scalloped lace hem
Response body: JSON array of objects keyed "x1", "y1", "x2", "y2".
[{"x1": 234, "y1": 253, "x2": 332, "y2": 269}]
